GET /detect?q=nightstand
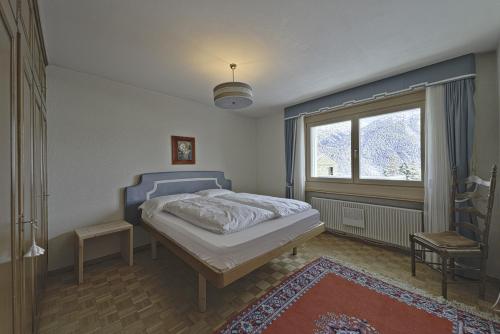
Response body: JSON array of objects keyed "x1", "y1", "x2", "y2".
[{"x1": 74, "y1": 220, "x2": 133, "y2": 284}]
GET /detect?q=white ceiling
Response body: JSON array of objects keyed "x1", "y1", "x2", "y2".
[{"x1": 39, "y1": 0, "x2": 500, "y2": 117}]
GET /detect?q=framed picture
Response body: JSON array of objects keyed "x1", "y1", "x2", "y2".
[{"x1": 171, "y1": 136, "x2": 196, "y2": 164}]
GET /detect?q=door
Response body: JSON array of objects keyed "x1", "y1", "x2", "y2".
[
  {"x1": 40, "y1": 107, "x2": 47, "y2": 281},
  {"x1": 19, "y1": 32, "x2": 35, "y2": 334},
  {"x1": 32, "y1": 91, "x2": 45, "y2": 324},
  {"x1": 0, "y1": 1, "x2": 18, "y2": 333},
  {"x1": 40, "y1": 110, "x2": 48, "y2": 284}
]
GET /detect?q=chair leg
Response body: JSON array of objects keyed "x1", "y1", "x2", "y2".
[
  {"x1": 441, "y1": 256, "x2": 448, "y2": 299},
  {"x1": 492, "y1": 291, "x2": 500, "y2": 310},
  {"x1": 450, "y1": 257, "x2": 455, "y2": 281},
  {"x1": 410, "y1": 235, "x2": 416, "y2": 277},
  {"x1": 479, "y1": 255, "x2": 488, "y2": 300}
]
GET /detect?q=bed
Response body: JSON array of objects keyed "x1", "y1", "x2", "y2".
[{"x1": 124, "y1": 171, "x2": 325, "y2": 312}]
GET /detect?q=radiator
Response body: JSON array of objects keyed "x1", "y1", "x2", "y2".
[{"x1": 311, "y1": 197, "x2": 423, "y2": 249}]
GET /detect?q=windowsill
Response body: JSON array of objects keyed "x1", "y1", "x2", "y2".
[
  {"x1": 305, "y1": 181, "x2": 424, "y2": 203},
  {"x1": 308, "y1": 176, "x2": 423, "y2": 188}
]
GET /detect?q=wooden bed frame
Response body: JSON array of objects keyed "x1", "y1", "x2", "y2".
[{"x1": 124, "y1": 171, "x2": 325, "y2": 312}]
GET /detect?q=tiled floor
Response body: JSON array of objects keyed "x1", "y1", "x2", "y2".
[{"x1": 39, "y1": 233, "x2": 499, "y2": 333}]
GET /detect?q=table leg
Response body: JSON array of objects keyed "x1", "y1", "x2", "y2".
[
  {"x1": 77, "y1": 237, "x2": 84, "y2": 284},
  {"x1": 121, "y1": 228, "x2": 133, "y2": 266},
  {"x1": 74, "y1": 234, "x2": 79, "y2": 283}
]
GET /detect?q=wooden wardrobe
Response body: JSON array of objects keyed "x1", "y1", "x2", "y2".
[{"x1": 0, "y1": 0, "x2": 47, "y2": 333}]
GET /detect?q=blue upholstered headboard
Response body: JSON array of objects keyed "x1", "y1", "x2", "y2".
[{"x1": 124, "y1": 171, "x2": 232, "y2": 225}]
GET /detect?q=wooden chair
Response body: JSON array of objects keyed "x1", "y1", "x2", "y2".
[
  {"x1": 493, "y1": 292, "x2": 500, "y2": 312},
  {"x1": 410, "y1": 165, "x2": 497, "y2": 299}
]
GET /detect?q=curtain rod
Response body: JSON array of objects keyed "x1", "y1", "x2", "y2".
[{"x1": 284, "y1": 73, "x2": 475, "y2": 121}]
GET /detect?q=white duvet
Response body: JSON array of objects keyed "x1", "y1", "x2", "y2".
[
  {"x1": 163, "y1": 197, "x2": 276, "y2": 234},
  {"x1": 219, "y1": 193, "x2": 311, "y2": 217}
]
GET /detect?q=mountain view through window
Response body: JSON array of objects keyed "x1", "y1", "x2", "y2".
[
  {"x1": 359, "y1": 108, "x2": 421, "y2": 181},
  {"x1": 311, "y1": 120, "x2": 351, "y2": 178}
]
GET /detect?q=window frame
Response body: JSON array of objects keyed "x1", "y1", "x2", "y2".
[
  {"x1": 305, "y1": 91, "x2": 425, "y2": 200},
  {"x1": 309, "y1": 115, "x2": 354, "y2": 182}
]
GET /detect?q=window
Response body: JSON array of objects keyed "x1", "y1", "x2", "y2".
[
  {"x1": 359, "y1": 108, "x2": 421, "y2": 181},
  {"x1": 306, "y1": 92, "x2": 425, "y2": 201},
  {"x1": 310, "y1": 120, "x2": 351, "y2": 178}
]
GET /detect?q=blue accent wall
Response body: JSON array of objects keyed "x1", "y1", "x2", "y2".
[{"x1": 285, "y1": 54, "x2": 476, "y2": 119}]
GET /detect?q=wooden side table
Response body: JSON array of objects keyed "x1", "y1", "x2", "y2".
[{"x1": 74, "y1": 220, "x2": 133, "y2": 284}]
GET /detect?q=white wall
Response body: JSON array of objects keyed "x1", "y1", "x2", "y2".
[
  {"x1": 474, "y1": 52, "x2": 500, "y2": 278},
  {"x1": 256, "y1": 110, "x2": 286, "y2": 197},
  {"x1": 47, "y1": 66, "x2": 258, "y2": 270}
]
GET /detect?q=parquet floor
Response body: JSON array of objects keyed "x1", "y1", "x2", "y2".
[{"x1": 39, "y1": 233, "x2": 499, "y2": 333}]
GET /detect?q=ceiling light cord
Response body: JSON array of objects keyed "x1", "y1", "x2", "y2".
[{"x1": 230, "y1": 63, "x2": 236, "y2": 82}]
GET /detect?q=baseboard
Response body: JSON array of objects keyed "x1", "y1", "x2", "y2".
[
  {"x1": 325, "y1": 229, "x2": 410, "y2": 254},
  {"x1": 48, "y1": 243, "x2": 150, "y2": 276}
]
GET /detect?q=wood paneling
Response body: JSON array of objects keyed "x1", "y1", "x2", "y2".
[
  {"x1": 18, "y1": 0, "x2": 30, "y2": 47},
  {"x1": 20, "y1": 64, "x2": 34, "y2": 332},
  {"x1": 0, "y1": 1, "x2": 17, "y2": 333},
  {"x1": 1, "y1": 0, "x2": 47, "y2": 332}
]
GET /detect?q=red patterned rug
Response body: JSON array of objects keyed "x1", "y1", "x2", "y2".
[{"x1": 217, "y1": 257, "x2": 499, "y2": 334}]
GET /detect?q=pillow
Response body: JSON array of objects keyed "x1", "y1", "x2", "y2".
[
  {"x1": 195, "y1": 189, "x2": 234, "y2": 197},
  {"x1": 139, "y1": 193, "x2": 200, "y2": 218}
]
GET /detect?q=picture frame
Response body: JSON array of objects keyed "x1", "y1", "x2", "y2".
[{"x1": 171, "y1": 136, "x2": 196, "y2": 164}]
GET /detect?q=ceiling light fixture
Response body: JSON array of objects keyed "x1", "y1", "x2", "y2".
[{"x1": 213, "y1": 63, "x2": 253, "y2": 109}]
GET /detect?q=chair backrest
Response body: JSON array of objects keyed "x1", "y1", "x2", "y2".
[{"x1": 449, "y1": 164, "x2": 497, "y2": 246}]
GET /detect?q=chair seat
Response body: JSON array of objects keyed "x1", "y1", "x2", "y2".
[{"x1": 413, "y1": 231, "x2": 479, "y2": 249}]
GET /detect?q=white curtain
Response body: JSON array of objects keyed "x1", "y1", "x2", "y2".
[
  {"x1": 293, "y1": 115, "x2": 306, "y2": 201},
  {"x1": 424, "y1": 85, "x2": 451, "y2": 238}
]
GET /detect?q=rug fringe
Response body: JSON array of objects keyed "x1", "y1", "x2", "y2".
[{"x1": 321, "y1": 256, "x2": 500, "y2": 323}]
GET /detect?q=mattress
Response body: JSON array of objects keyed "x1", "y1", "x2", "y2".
[{"x1": 142, "y1": 208, "x2": 321, "y2": 272}]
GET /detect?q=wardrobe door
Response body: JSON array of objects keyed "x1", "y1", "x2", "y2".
[
  {"x1": 19, "y1": 33, "x2": 35, "y2": 334},
  {"x1": 40, "y1": 109, "x2": 48, "y2": 280},
  {"x1": 0, "y1": 1, "x2": 18, "y2": 333},
  {"x1": 32, "y1": 91, "x2": 45, "y2": 322},
  {"x1": 18, "y1": 0, "x2": 31, "y2": 48}
]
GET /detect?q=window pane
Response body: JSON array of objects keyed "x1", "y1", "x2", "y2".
[
  {"x1": 311, "y1": 120, "x2": 352, "y2": 178},
  {"x1": 359, "y1": 108, "x2": 421, "y2": 181}
]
